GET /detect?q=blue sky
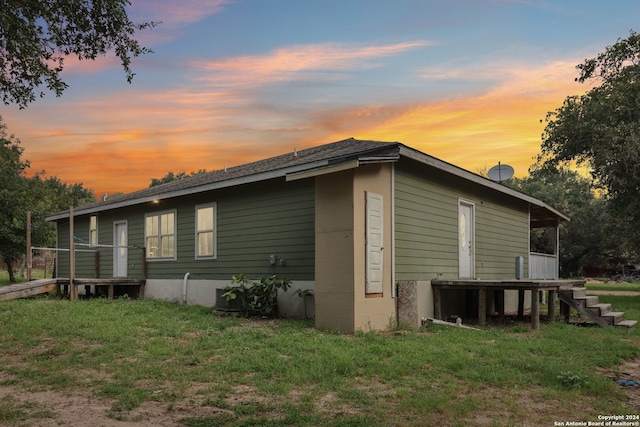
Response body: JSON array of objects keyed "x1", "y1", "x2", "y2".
[{"x1": 3, "y1": 0, "x2": 639, "y2": 196}]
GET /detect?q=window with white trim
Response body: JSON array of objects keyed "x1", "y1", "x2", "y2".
[
  {"x1": 145, "y1": 211, "x2": 176, "y2": 259},
  {"x1": 89, "y1": 215, "x2": 98, "y2": 246},
  {"x1": 196, "y1": 204, "x2": 216, "y2": 259}
]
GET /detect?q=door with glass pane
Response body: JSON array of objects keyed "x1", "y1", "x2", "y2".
[
  {"x1": 458, "y1": 200, "x2": 474, "y2": 278},
  {"x1": 114, "y1": 221, "x2": 128, "y2": 278}
]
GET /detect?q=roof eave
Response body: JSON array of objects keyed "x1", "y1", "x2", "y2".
[{"x1": 397, "y1": 144, "x2": 570, "y2": 223}]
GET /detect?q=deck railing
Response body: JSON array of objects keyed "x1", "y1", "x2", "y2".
[{"x1": 529, "y1": 252, "x2": 558, "y2": 279}]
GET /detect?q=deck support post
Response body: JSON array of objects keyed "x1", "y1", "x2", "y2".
[
  {"x1": 547, "y1": 290, "x2": 556, "y2": 322},
  {"x1": 478, "y1": 289, "x2": 487, "y2": 327},
  {"x1": 560, "y1": 300, "x2": 570, "y2": 323},
  {"x1": 517, "y1": 290, "x2": 525, "y2": 319},
  {"x1": 496, "y1": 290, "x2": 505, "y2": 321},
  {"x1": 430, "y1": 279, "x2": 585, "y2": 330},
  {"x1": 531, "y1": 290, "x2": 540, "y2": 330},
  {"x1": 433, "y1": 286, "x2": 442, "y2": 320}
]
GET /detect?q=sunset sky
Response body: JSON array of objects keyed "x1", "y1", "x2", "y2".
[{"x1": 2, "y1": 0, "x2": 639, "y2": 197}]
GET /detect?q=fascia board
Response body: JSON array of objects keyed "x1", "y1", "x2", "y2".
[
  {"x1": 285, "y1": 159, "x2": 359, "y2": 181},
  {"x1": 398, "y1": 145, "x2": 566, "y2": 216}
]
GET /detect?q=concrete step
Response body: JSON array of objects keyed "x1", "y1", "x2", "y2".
[
  {"x1": 601, "y1": 311, "x2": 625, "y2": 326},
  {"x1": 616, "y1": 320, "x2": 638, "y2": 329}
]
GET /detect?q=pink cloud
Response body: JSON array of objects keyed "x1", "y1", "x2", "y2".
[
  {"x1": 192, "y1": 41, "x2": 434, "y2": 86},
  {"x1": 129, "y1": 0, "x2": 230, "y2": 28}
]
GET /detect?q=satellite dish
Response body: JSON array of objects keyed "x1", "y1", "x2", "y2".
[{"x1": 488, "y1": 163, "x2": 514, "y2": 182}]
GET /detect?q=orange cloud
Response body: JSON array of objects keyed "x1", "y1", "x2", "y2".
[
  {"x1": 300, "y1": 60, "x2": 585, "y2": 177},
  {"x1": 17, "y1": 54, "x2": 587, "y2": 197}
]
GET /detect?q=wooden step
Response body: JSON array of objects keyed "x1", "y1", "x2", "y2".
[
  {"x1": 616, "y1": 320, "x2": 638, "y2": 329},
  {"x1": 560, "y1": 287, "x2": 587, "y2": 298},
  {"x1": 587, "y1": 303, "x2": 612, "y2": 316},
  {"x1": 573, "y1": 295, "x2": 599, "y2": 307},
  {"x1": 558, "y1": 287, "x2": 636, "y2": 328},
  {"x1": 601, "y1": 311, "x2": 625, "y2": 326}
]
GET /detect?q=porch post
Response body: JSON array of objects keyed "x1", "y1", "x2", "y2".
[
  {"x1": 555, "y1": 225, "x2": 560, "y2": 278},
  {"x1": 69, "y1": 206, "x2": 77, "y2": 301},
  {"x1": 26, "y1": 211, "x2": 31, "y2": 281}
]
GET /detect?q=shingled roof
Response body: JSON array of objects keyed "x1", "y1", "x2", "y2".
[
  {"x1": 47, "y1": 138, "x2": 400, "y2": 220},
  {"x1": 46, "y1": 137, "x2": 568, "y2": 226}
]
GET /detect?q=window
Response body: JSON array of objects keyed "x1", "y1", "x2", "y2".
[
  {"x1": 196, "y1": 204, "x2": 216, "y2": 259},
  {"x1": 89, "y1": 216, "x2": 98, "y2": 246},
  {"x1": 145, "y1": 211, "x2": 176, "y2": 259}
]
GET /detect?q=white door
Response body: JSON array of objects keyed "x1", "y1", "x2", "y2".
[
  {"x1": 114, "y1": 221, "x2": 128, "y2": 278},
  {"x1": 458, "y1": 201, "x2": 474, "y2": 278},
  {"x1": 366, "y1": 192, "x2": 384, "y2": 294}
]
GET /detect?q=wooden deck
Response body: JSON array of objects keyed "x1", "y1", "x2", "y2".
[
  {"x1": 0, "y1": 278, "x2": 146, "y2": 302},
  {"x1": 0, "y1": 278, "x2": 59, "y2": 302},
  {"x1": 57, "y1": 278, "x2": 146, "y2": 300},
  {"x1": 431, "y1": 279, "x2": 586, "y2": 330}
]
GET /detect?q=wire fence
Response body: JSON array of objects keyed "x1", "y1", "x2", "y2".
[{"x1": 28, "y1": 246, "x2": 98, "y2": 280}]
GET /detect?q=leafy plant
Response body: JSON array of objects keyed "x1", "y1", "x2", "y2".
[
  {"x1": 222, "y1": 274, "x2": 291, "y2": 318},
  {"x1": 557, "y1": 370, "x2": 589, "y2": 390},
  {"x1": 221, "y1": 274, "x2": 253, "y2": 314}
]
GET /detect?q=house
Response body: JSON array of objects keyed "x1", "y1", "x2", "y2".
[{"x1": 46, "y1": 138, "x2": 567, "y2": 332}]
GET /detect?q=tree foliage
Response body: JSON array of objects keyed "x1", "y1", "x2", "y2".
[
  {"x1": 0, "y1": 119, "x2": 95, "y2": 283},
  {"x1": 0, "y1": 0, "x2": 157, "y2": 108},
  {"x1": 538, "y1": 30, "x2": 640, "y2": 257},
  {"x1": 507, "y1": 167, "x2": 614, "y2": 276},
  {"x1": 149, "y1": 170, "x2": 208, "y2": 187}
]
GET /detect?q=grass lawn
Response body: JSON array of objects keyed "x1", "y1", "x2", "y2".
[
  {"x1": 0, "y1": 269, "x2": 52, "y2": 287},
  {"x1": 586, "y1": 280, "x2": 640, "y2": 293},
  {"x1": 0, "y1": 291, "x2": 639, "y2": 427}
]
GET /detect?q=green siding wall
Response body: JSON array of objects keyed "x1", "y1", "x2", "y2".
[
  {"x1": 54, "y1": 178, "x2": 315, "y2": 281},
  {"x1": 394, "y1": 159, "x2": 530, "y2": 281}
]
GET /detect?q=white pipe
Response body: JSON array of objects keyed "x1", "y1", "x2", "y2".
[
  {"x1": 182, "y1": 272, "x2": 190, "y2": 305},
  {"x1": 422, "y1": 317, "x2": 479, "y2": 330}
]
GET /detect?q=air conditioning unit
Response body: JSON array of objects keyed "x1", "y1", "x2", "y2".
[{"x1": 214, "y1": 288, "x2": 240, "y2": 312}]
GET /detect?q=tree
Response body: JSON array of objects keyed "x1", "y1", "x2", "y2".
[
  {"x1": 538, "y1": 30, "x2": 640, "y2": 256},
  {"x1": 0, "y1": 119, "x2": 95, "y2": 283},
  {"x1": 149, "y1": 170, "x2": 208, "y2": 187},
  {"x1": 1, "y1": 0, "x2": 157, "y2": 108},
  {"x1": 30, "y1": 174, "x2": 96, "y2": 247},
  {"x1": 0, "y1": 119, "x2": 31, "y2": 282},
  {"x1": 507, "y1": 167, "x2": 614, "y2": 277}
]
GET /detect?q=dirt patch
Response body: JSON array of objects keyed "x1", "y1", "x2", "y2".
[
  {"x1": 3, "y1": 359, "x2": 640, "y2": 426},
  {"x1": 0, "y1": 385, "x2": 177, "y2": 426},
  {"x1": 599, "y1": 357, "x2": 640, "y2": 411}
]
